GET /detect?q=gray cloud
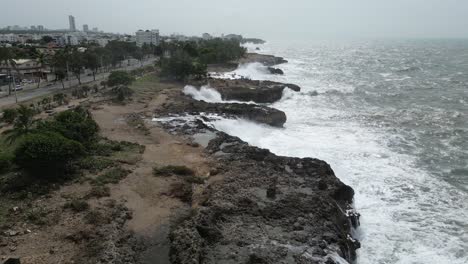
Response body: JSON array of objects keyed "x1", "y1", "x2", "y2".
[{"x1": 1, "y1": 0, "x2": 467, "y2": 39}]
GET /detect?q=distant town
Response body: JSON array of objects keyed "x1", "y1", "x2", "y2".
[
  {"x1": 0, "y1": 15, "x2": 264, "y2": 96},
  {"x1": 0, "y1": 15, "x2": 255, "y2": 47}
]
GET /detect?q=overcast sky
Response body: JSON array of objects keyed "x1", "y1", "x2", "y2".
[{"x1": 2, "y1": 0, "x2": 468, "y2": 40}]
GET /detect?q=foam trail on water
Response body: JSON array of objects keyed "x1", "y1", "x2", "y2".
[
  {"x1": 183, "y1": 85, "x2": 223, "y2": 103},
  {"x1": 211, "y1": 62, "x2": 272, "y2": 80}
]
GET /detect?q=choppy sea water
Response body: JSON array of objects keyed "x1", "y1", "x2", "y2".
[{"x1": 197, "y1": 40, "x2": 468, "y2": 263}]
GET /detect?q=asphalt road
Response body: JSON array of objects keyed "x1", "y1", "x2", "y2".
[{"x1": 0, "y1": 58, "x2": 156, "y2": 108}]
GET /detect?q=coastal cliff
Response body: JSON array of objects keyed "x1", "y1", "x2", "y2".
[{"x1": 153, "y1": 53, "x2": 361, "y2": 263}]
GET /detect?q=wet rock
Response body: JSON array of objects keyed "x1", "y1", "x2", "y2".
[
  {"x1": 200, "y1": 78, "x2": 301, "y2": 103},
  {"x1": 4, "y1": 230, "x2": 18, "y2": 237},
  {"x1": 267, "y1": 67, "x2": 284, "y2": 75},
  {"x1": 169, "y1": 132, "x2": 360, "y2": 264},
  {"x1": 3, "y1": 257, "x2": 21, "y2": 264}
]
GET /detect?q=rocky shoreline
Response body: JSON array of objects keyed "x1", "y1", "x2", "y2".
[{"x1": 154, "y1": 53, "x2": 361, "y2": 263}]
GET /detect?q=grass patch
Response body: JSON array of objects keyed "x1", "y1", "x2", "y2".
[
  {"x1": 77, "y1": 156, "x2": 115, "y2": 173},
  {"x1": 86, "y1": 185, "x2": 111, "y2": 198},
  {"x1": 25, "y1": 207, "x2": 48, "y2": 225},
  {"x1": 92, "y1": 167, "x2": 131, "y2": 186},
  {"x1": 64, "y1": 199, "x2": 89, "y2": 212},
  {"x1": 130, "y1": 74, "x2": 162, "y2": 93},
  {"x1": 153, "y1": 165, "x2": 195, "y2": 177}
]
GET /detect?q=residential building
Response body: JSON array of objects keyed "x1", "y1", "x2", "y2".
[
  {"x1": 69, "y1": 15, "x2": 76, "y2": 31},
  {"x1": 224, "y1": 34, "x2": 243, "y2": 41},
  {"x1": 83, "y1": 24, "x2": 89, "y2": 32},
  {"x1": 135, "y1": 29, "x2": 160, "y2": 47},
  {"x1": 96, "y1": 38, "x2": 109, "y2": 47},
  {"x1": 64, "y1": 33, "x2": 79, "y2": 45},
  {"x1": 0, "y1": 34, "x2": 18, "y2": 43},
  {"x1": 92, "y1": 27, "x2": 98, "y2": 32},
  {"x1": 202, "y1": 33, "x2": 212, "y2": 40},
  {"x1": 0, "y1": 59, "x2": 44, "y2": 80}
]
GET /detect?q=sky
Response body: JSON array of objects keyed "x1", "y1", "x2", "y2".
[{"x1": 1, "y1": 0, "x2": 468, "y2": 40}]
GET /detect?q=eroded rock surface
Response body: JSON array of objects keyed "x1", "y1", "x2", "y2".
[
  {"x1": 156, "y1": 92, "x2": 287, "y2": 127},
  {"x1": 168, "y1": 130, "x2": 360, "y2": 264},
  {"x1": 191, "y1": 78, "x2": 300, "y2": 104}
]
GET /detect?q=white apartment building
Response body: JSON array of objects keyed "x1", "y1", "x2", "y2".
[
  {"x1": 0, "y1": 34, "x2": 18, "y2": 42},
  {"x1": 135, "y1": 29, "x2": 160, "y2": 47}
]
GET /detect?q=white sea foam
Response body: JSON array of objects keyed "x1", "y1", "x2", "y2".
[
  {"x1": 183, "y1": 85, "x2": 223, "y2": 103},
  {"x1": 207, "y1": 42, "x2": 468, "y2": 264}
]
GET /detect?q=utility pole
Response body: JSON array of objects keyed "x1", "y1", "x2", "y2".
[
  {"x1": 66, "y1": 61, "x2": 71, "y2": 88},
  {"x1": 12, "y1": 73, "x2": 17, "y2": 103}
]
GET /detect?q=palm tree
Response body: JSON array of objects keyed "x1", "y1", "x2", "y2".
[
  {"x1": 36, "y1": 53, "x2": 46, "y2": 88},
  {"x1": 2, "y1": 105, "x2": 36, "y2": 143},
  {"x1": 0, "y1": 47, "x2": 20, "y2": 102}
]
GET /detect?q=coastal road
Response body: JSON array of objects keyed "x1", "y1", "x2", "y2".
[{"x1": 0, "y1": 58, "x2": 156, "y2": 108}]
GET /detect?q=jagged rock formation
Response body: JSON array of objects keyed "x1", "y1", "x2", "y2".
[
  {"x1": 267, "y1": 67, "x2": 284, "y2": 75},
  {"x1": 189, "y1": 78, "x2": 300, "y2": 104},
  {"x1": 155, "y1": 92, "x2": 287, "y2": 127},
  {"x1": 169, "y1": 131, "x2": 360, "y2": 264}
]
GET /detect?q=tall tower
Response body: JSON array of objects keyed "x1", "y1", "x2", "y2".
[
  {"x1": 68, "y1": 15, "x2": 76, "y2": 31},
  {"x1": 83, "y1": 24, "x2": 89, "y2": 32}
]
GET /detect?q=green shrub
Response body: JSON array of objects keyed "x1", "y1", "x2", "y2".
[
  {"x1": 87, "y1": 185, "x2": 111, "y2": 198},
  {"x1": 107, "y1": 71, "x2": 135, "y2": 87},
  {"x1": 14, "y1": 132, "x2": 85, "y2": 177},
  {"x1": 153, "y1": 165, "x2": 195, "y2": 176},
  {"x1": 64, "y1": 199, "x2": 89, "y2": 212},
  {"x1": 0, "y1": 152, "x2": 14, "y2": 173},
  {"x1": 37, "y1": 108, "x2": 99, "y2": 145},
  {"x1": 1, "y1": 108, "x2": 18, "y2": 124},
  {"x1": 92, "y1": 167, "x2": 131, "y2": 185}
]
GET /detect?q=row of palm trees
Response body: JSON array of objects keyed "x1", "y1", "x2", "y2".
[{"x1": 1, "y1": 41, "x2": 158, "y2": 103}]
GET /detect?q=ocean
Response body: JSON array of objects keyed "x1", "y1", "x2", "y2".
[{"x1": 193, "y1": 40, "x2": 468, "y2": 263}]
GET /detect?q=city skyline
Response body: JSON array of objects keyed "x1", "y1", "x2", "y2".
[{"x1": 1, "y1": 0, "x2": 468, "y2": 40}]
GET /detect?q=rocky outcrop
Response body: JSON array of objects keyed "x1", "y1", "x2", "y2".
[
  {"x1": 168, "y1": 129, "x2": 360, "y2": 264},
  {"x1": 238, "y1": 53, "x2": 288, "y2": 66},
  {"x1": 267, "y1": 67, "x2": 284, "y2": 75},
  {"x1": 189, "y1": 78, "x2": 300, "y2": 104},
  {"x1": 155, "y1": 92, "x2": 287, "y2": 127}
]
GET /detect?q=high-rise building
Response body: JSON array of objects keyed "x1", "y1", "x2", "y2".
[
  {"x1": 37, "y1": 25, "x2": 44, "y2": 31},
  {"x1": 83, "y1": 24, "x2": 89, "y2": 32},
  {"x1": 30, "y1": 25, "x2": 37, "y2": 31},
  {"x1": 68, "y1": 15, "x2": 76, "y2": 31},
  {"x1": 135, "y1": 29, "x2": 160, "y2": 47},
  {"x1": 92, "y1": 27, "x2": 98, "y2": 32}
]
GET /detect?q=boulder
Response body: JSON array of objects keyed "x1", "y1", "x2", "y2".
[
  {"x1": 3, "y1": 258, "x2": 21, "y2": 264},
  {"x1": 267, "y1": 67, "x2": 284, "y2": 75}
]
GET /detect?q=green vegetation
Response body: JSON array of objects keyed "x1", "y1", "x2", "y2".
[
  {"x1": 153, "y1": 165, "x2": 195, "y2": 176},
  {"x1": 107, "y1": 71, "x2": 135, "y2": 87},
  {"x1": 0, "y1": 152, "x2": 14, "y2": 173},
  {"x1": 37, "y1": 107, "x2": 99, "y2": 145},
  {"x1": 14, "y1": 131, "x2": 85, "y2": 177},
  {"x1": 3, "y1": 105, "x2": 37, "y2": 144},
  {"x1": 159, "y1": 38, "x2": 246, "y2": 80},
  {"x1": 87, "y1": 185, "x2": 111, "y2": 198},
  {"x1": 77, "y1": 156, "x2": 115, "y2": 173},
  {"x1": 1, "y1": 108, "x2": 18, "y2": 124},
  {"x1": 64, "y1": 199, "x2": 89, "y2": 212},
  {"x1": 92, "y1": 167, "x2": 131, "y2": 186}
]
